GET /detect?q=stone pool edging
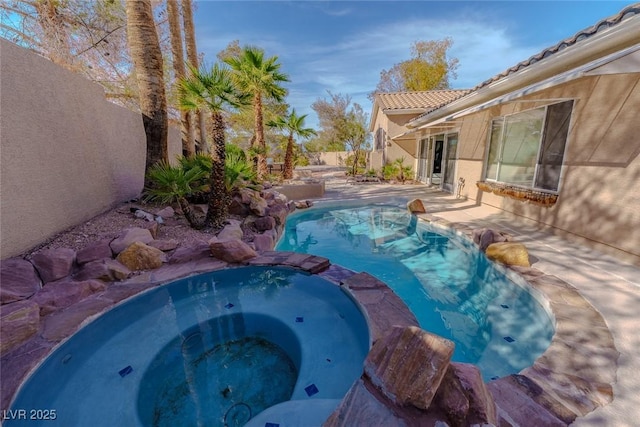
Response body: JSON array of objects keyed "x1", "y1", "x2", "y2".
[
  {"x1": 416, "y1": 212, "x2": 620, "y2": 426},
  {"x1": 1, "y1": 219, "x2": 619, "y2": 426}
]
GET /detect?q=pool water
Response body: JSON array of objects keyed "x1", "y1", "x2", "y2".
[
  {"x1": 7, "y1": 267, "x2": 369, "y2": 426},
  {"x1": 276, "y1": 205, "x2": 554, "y2": 380}
]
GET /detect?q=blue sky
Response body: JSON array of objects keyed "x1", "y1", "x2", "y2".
[{"x1": 192, "y1": 1, "x2": 633, "y2": 128}]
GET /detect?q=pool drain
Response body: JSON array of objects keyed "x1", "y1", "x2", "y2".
[{"x1": 224, "y1": 402, "x2": 251, "y2": 427}]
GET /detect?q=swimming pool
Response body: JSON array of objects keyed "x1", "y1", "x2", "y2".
[
  {"x1": 6, "y1": 267, "x2": 369, "y2": 426},
  {"x1": 276, "y1": 204, "x2": 554, "y2": 380}
]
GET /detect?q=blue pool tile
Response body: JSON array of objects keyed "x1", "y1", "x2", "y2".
[
  {"x1": 118, "y1": 365, "x2": 133, "y2": 377},
  {"x1": 265, "y1": 423, "x2": 279, "y2": 427},
  {"x1": 500, "y1": 304, "x2": 509, "y2": 309},
  {"x1": 225, "y1": 303, "x2": 234, "y2": 309},
  {"x1": 295, "y1": 316, "x2": 304, "y2": 323},
  {"x1": 503, "y1": 336, "x2": 515, "y2": 343},
  {"x1": 305, "y1": 384, "x2": 319, "y2": 397}
]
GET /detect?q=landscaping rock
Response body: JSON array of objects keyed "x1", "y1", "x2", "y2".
[
  {"x1": 228, "y1": 197, "x2": 249, "y2": 216},
  {"x1": 249, "y1": 194, "x2": 268, "y2": 216},
  {"x1": 31, "y1": 279, "x2": 107, "y2": 316},
  {"x1": 147, "y1": 239, "x2": 179, "y2": 252},
  {"x1": 431, "y1": 362, "x2": 497, "y2": 426},
  {"x1": 143, "y1": 220, "x2": 159, "y2": 239},
  {"x1": 254, "y1": 216, "x2": 276, "y2": 232},
  {"x1": 109, "y1": 227, "x2": 154, "y2": 254},
  {"x1": 267, "y1": 204, "x2": 289, "y2": 225},
  {"x1": 0, "y1": 300, "x2": 40, "y2": 356},
  {"x1": 74, "y1": 259, "x2": 131, "y2": 282},
  {"x1": 156, "y1": 206, "x2": 175, "y2": 218},
  {"x1": 472, "y1": 228, "x2": 511, "y2": 251},
  {"x1": 364, "y1": 325, "x2": 455, "y2": 410},
  {"x1": 209, "y1": 238, "x2": 257, "y2": 263},
  {"x1": 252, "y1": 233, "x2": 275, "y2": 252},
  {"x1": 486, "y1": 242, "x2": 530, "y2": 267},
  {"x1": 168, "y1": 243, "x2": 211, "y2": 263},
  {"x1": 217, "y1": 220, "x2": 243, "y2": 241},
  {"x1": 116, "y1": 242, "x2": 166, "y2": 271},
  {"x1": 76, "y1": 239, "x2": 113, "y2": 265},
  {"x1": 407, "y1": 198, "x2": 426, "y2": 214},
  {"x1": 294, "y1": 200, "x2": 313, "y2": 209},
  {"x1": 0, "y1": 258, "x2": 41, "y2": 304},
  {"x1": 30, "y1": 248, "x2": 76, "y2": 283}
]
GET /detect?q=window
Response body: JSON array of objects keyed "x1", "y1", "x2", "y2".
[
  {"x1": 374, "y1": 127, "x2": 386, "y2": 151},
  {"x1": 485, "y1": 100, "x2": 573, "y2": 192}
]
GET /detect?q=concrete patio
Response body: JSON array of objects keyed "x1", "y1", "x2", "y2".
[{"x1": 303, "y1": 168, "x2": 639, "y2": 426}]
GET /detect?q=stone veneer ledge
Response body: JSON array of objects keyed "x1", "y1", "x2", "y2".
[{"x1": 1, "y1": 231, "x2": 620, "y2": 426}]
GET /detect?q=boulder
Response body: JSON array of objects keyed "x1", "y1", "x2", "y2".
[
  {"x1": 486, "y1": 242, "x2": 530, "y2": 267},
  {"x1": 254, "y1": 216, "x2": 276, "y2": 232},
  {"x1": 217, "y1": 220, "x2": 244, "y2": 241},
  {"x1": 109, "y1": 227, "x2": 154, "y2": 254},
  {"x1": 228, "y1": 197, "x2": 249, "y2": 216},
  {"x1": 143, "y1": 220, "x2": 159, "y2": 239},
  {"x1": 0, "y1": 300, "x2": 40, "y2": 356},
  {"x1": 147, "y1": 239, "x2": 179, "y2": 252},
  {"x1": 252, "y1": 233, "x2": 275, "y2": 252},
  {"x1": 76, "y1": 239, "x2": 113, "y2": 265},
  {"x1": 431, "y1": 362, "x2": 497, "y2": 426},
  {"x1": 30, "y1": 248, "x2": 76, "y2": 283},
  {"x1": 364, "y1": 325, "x2": 454, "y2": 410},
  {"x1": 249, "y1": 194, "x2": 268, "y2": 216},
  {"x1": 267, "y1": 204, "x2": 289, "y2": 226},
  {"x1": 0, "y1": 258, "x2": 41, "y2": 304},
  {"x1": 294, "y1": 200, "x2": 313, "y2": 209},
  {"x1": 31, "y1": 279, "x2": 107, "y2": 316},
  {"x1": 156, "y1": 206, "x2": 175, "y2": 218},
  {"x1": 74, "y1": 259, "x2": 131, "y2": 282},
  {"x1": 407, "y1": 198, "x2": 426, "y2": 214},
  {"x1": 472, "y1": 228, "x2": 511, "y2": 252},
  {"x1": 116, "y1": 242, "x2": 166, "y2": 271},
  {"x1": 209, "y1": 238, "x2": 257, "y2": 263},
  {"x1": 168, "y1": 243, "x2": 211, "y2": 264}
]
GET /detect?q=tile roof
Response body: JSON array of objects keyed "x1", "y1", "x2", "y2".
[
  {"x1": 375, "y1": 90, "x2": 471, "y2": 111},
  {"x1": 471, "y1": 3, "x2": 640, "y2": 92},
  {"x1": 408, "y1": 3, "x2": 640, "y2": 124}
]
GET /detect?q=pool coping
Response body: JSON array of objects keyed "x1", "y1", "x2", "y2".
[{"x1": 1, "y1": 231, "x2": 618, "y2": 426}]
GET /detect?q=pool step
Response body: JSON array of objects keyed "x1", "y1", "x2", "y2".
[{"x1": 245, "y1": 398, "x2": 341, "y2": 427}]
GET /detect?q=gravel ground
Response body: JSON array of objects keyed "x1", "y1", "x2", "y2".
[
  {"x1": 20, "y1": 166, "x2": 350, "y2": 259},
  {"x1": 21, "y1": 202, "x2": 217, "y2": 259}
]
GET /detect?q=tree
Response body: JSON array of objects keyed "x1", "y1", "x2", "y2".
[
  {"x1": 179, "y1": 64, "x2": 249, "y2": 229},
  {"x1": 337, "y1": 103, "x2": 371, "y2": 176},
  {"x1": 1, "y1": 1, "x2": 135, "y2": 107},
  {"x1": 267, "y1": 109, "x2": 317, "y2": 179},
  {"x1": 224, "y1": 45, "x2": 290, "y2": 179},
  {"x1": 125, "y1": 0, "x2": 168, "y2": 172},
  {"x1": 308, "y1": 92, "x2": 352, "y2": 152},
  {"x1": 371, "y1": 38, "x2": 459, "y2": 99},
  {"x1": 166, "y1": 0, "x2": 195, "y2": 157},
  {"x1": 181, "y1": 0, "x2": 208, "y2": 154}
]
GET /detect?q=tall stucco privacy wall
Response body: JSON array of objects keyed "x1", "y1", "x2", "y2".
[{"x1": 0, "y1": 40, "x2": 178, "y2": 259}]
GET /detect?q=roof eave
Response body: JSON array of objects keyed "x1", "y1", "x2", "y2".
[{"x1": 406, "y1": 12, "x2": 640, "y2": 130}]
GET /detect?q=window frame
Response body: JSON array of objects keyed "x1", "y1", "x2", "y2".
[{"x1": 483, "y1": 100, "x2": 573, "y2": 194}]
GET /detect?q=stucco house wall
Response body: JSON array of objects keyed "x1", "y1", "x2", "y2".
[
  {"x1": 451, "y1": 73, "x2": 640, "y2": 262},
  {"x1": 0, "y1": 40, "x2": 179, "y2": 259}
]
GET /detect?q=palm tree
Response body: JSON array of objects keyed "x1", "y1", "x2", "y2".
[
  {"x1": 125, "y1": 0, "x2": 168, "y2": 171},
  {"x1": 179, "y1": 64, "x2": 248, "y2": 229},
  {"x1": 267, "y1": 109, "x2": 316, "y2": 179},
  {"x1": 224, "y1": 46, "x2": 289, "y2": 179},
  {"x1": 166, "y1": 0, "x2": 195, "y2": 157}
]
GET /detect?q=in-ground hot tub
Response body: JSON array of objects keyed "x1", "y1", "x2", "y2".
[{"x1": 6, "y1": 266, "x2": 370, "y2": 427}]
